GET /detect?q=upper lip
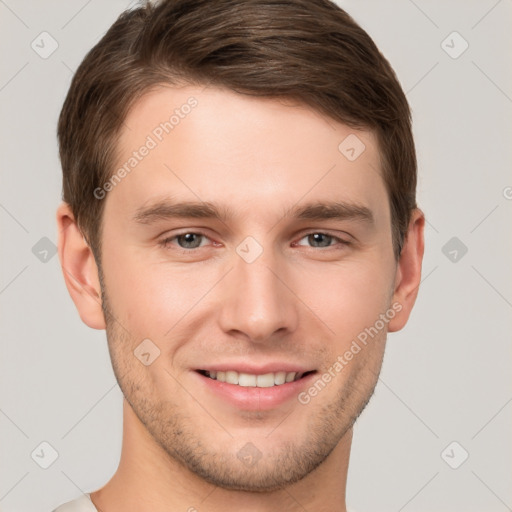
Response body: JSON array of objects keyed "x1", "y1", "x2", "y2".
[{"x1": 195, "y1": 362, "x2": 315, "y2": 374}]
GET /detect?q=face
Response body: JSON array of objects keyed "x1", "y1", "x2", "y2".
[{"x1": 98, "y1": 84, "x2": 398, "y2": 491}]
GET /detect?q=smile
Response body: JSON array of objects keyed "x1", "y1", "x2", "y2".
[{"x1": 197, "y1": 369, "x2": 315, "y2": 387}]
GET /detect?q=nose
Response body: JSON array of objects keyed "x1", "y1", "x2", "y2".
[{"x1": 217, "y1": 244, "x2": 299, "y2": 344}]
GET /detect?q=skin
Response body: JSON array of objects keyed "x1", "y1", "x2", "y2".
[{"x1": 57, "y1": 84, "x2": 424, "y2": 512}]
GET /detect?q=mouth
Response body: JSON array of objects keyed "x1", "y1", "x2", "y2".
[
  {"x1": 196, "y1": 369, "x2": 317, "y2": 388},
  {"x1": 194, "y1": 367, "x2": 319, "y2": 410}
]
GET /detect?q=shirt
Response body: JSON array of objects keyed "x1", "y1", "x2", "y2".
[
  {"x1": 52, "y1": 494, "x2": 97, "y2": 512},
  {"x1": 53, "y1": 493, "x2": 359, "y2": 511}
]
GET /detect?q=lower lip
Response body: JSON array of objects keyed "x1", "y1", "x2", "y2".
[{"x1": 194, "y1": 371, "x2": 317, "y2": 411}]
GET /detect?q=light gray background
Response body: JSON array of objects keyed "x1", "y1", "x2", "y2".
[{"x1": 1, "y1": 1, "x2": 511, "y2": 511}]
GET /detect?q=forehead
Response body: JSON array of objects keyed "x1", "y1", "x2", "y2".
[{"x1": 106, "y1": 84, "x2": 388, "y2": 226}]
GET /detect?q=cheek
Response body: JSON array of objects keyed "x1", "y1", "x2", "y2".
[
  {"x1": 294, "y1": 258, "x2": 394, "y2": 342},
  {"x1": 102, "y1": 233, "x2": 395, "y2": 343},
  {"x1": 102, "y1": 248, "x2": 218, "y2": 335}
]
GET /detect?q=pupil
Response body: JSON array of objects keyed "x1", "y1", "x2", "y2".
[
  {"x1": 179, "y1": 233, "x2": 201, "y2": 248},
  {"x1": 310, "y1": 233, "x2": 331, "y2": 247}
]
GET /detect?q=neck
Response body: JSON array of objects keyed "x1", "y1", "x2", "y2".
[{"x1": 90, "y1": 399, "x2": 351, "y2": 512}]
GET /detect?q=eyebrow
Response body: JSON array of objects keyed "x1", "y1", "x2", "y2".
[{"x1": 132, "y1": 199, "x2": 374, "y2": 226}]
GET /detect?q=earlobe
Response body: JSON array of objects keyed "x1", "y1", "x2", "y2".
[
  {"x1": 387, "y1": 209, "x2": 425, "y2": 333},
  {"x1": 56, "y1": 202, "x2": 106, "y2": 330}
]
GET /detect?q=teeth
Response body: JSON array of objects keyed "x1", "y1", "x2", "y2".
[
  {"x1": 206, "y1": 370, "x2": 300, "y2": 387},
  {"x1": 225, "y1": 370, "x2": 238, "y2": 384},
  {"x1": 274, "y1": 371, "x2": 286, "y2": 385},
  {"x1": 285, "y1": 372, "x2": 296, "y2": 382},
  {"x1": 256, "y1": 373, "x2": 274, "y2": 387},
  {"x1": 239, "y1": 373, "x2": 256, "y2": 386}
]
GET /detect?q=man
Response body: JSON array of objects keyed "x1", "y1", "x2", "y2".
[{"x1": 54, "y1": 0, "x2": 424, "y2": 510}]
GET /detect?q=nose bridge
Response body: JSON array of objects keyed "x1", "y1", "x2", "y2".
[{"x1": 218, "y1": 240, "x2": 298, "y2": 342}]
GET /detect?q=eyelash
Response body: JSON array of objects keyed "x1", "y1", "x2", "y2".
[{"x1": 158, "y1": 231, "x2": 351, "y2": 252}]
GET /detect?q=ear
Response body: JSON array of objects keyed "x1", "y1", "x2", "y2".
[
  {"x1": 387, "y1": 209, "x2": 425, "y2": 332},
  {"x1": 56, "y1": 202, "x2": 106, "y2": 330}
]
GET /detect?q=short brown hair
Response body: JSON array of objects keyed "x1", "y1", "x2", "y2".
[{"x1": 58, "y1": 0, "x2": 417, "y2": 263}]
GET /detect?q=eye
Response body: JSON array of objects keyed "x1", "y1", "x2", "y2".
[
  {"x1": 295, "y1": 232, "x2": 349, "y2": 249},
  {"x1": 160, "y1": 232, "x2": 210, "y2": 250},
  {"x1": 158, "y1": 230, "x2": 350, "y2": 252}
]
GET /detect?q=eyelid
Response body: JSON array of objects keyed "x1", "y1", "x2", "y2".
[
  {"x1": 294, "y1": 230, "x2": 352, "y2": 248},
  {"x1": 159, "y1": 229, "x2": 214, "y2": 248},
  {"x1": 159, "y1": 229, "x2": 352, "y2": 250}
]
